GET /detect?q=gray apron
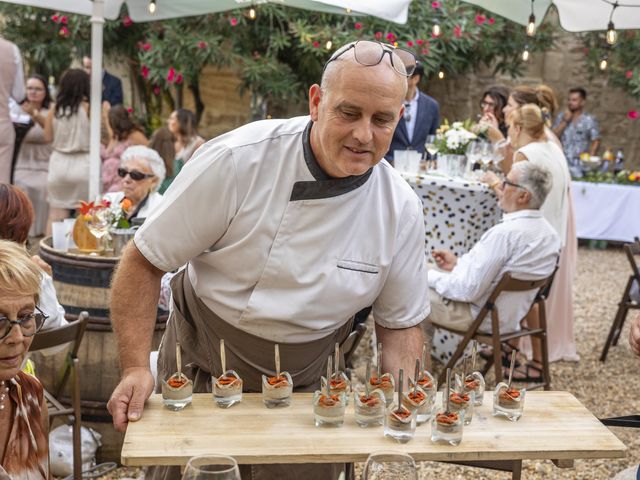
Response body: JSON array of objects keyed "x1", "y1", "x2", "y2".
[{"x1": 146, "y1": 269, "x2": 354, "y2": 480}]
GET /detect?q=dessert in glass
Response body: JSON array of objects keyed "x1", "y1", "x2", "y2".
[
  {"x1": 354, "y1": 359, "x2": 385, "y2": 427},
  {"x1": 369, "y1": 343, "x2": 395, "y2": 405},
  {"x1": 161, "y1": 343, "x2": 193, "y2": 411},
  {"x1": 492, "y1": 350, "x2": 526, "y2": 421},
  {"x1": 213, "y1": 339, "x2": 243, "y2": 408},
  {"x1": 384, "y1": 369, "x2": 416, "y2": 443},
  {"x1": 493, "y1": 383, "x2": 526, "y2": 421},
  {"x1": 463, "y1": 343, "x2": 485, "y2": 406},
  {"x1": 313, "y1": 356, "x2": 347, "y2": 427},
  {"x1": 431, "y1": 368, "x2": 463, "y2": 446},
  {"x1": 413, "y1": 343, "x2": 437, "y2": 423},
  {"x1": 262, "y1": 344, "x2": 293, "y2": 408},
  {"x1": 401, "y1": 360, "x2": 429, "y2": 425},
  {"x1": 448, "y1": 389, "x2": 474, "y2": 425},
  {"x1": 320, "y1": 343, "x2": 351, "y2": 405}
]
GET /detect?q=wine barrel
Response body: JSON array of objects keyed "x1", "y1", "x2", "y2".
[{"x1": 36, "y1": 237, "x2": 167, "y2": 416}]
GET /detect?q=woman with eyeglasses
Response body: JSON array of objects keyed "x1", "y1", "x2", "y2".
[
  {"x1": 0, "y1": 239, "x2": 50, "y2": 480},
  {"x1": 104, "y1": 145, "x2": 166, "y2": 223},
  {"x1": 101, "y1": 104, "x2": 148, "y2": 193},
  {"x1": 13, "y1": 74, "x2": 53, "y2": 237},
  {"x1": 477, "y1": 85, "x2": 510, "y2": 141}
]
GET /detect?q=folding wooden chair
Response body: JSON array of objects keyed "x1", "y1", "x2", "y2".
[
  {"x1": 30, "y1": 311, "x2": 89, "y2": 480},
  {"x1": 600, "y1": 237, "x2": 640, "y2": 362},
  {"x1": 436, "y1": 272, "x2": 555, "y2": 391}
]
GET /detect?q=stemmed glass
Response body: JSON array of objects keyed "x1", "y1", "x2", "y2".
[
  {"x1": 181, "y1": 455, "x2": 241, "y2": 480},
  {"x1": 85, "y1": 198, "x2": 113, "y2": 254},
  {"x1": 363, "y1": 451, "x2": 418, "y2": 480},
  {"x1": 425, "y1": 135, "x2": 438, "y2": 170}
]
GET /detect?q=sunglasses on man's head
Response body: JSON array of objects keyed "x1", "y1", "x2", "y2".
[{"x1": 117, "y1": 167, "x2": 154, "y2": 181}]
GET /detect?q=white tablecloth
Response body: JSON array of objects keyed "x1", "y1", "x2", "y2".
[
  {"x1": 572, "y1": 181, "x2": 640, "y2": 242},
  {"x1": 403, "y1": 172, "x2": 501, "y2": 364},
  {"x1": 402, "y1": 172, "x2": 501, "y2": 257}
]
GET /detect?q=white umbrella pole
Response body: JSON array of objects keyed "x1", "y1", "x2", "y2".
[{"x1": 88, "y1": 0, "x2": 104, "y2": 201}]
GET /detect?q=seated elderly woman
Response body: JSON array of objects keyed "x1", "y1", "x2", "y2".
[
  {"x1": 104, "y1": 145, "x2": 166, "y2": 223},
  {"x1": 0, "y1": 184, "x2": 66, "y2": 333},
  {"x1": 0, "y1": 240, "x2": 50, "y2": 479}
]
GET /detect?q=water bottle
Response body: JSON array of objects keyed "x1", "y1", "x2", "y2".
[{"x1": 614, "y1": 148, "x2": 625, "y2": 174}]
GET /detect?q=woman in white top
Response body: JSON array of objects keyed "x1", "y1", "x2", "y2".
[
  {"x1": 485, "y1": 104, "x2": 579, "y2": 374},
  {"x1": 104, "y1": 145, "x2": 165, "y2": 223}
]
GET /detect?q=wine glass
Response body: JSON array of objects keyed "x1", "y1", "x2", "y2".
[
  {"x1": 479, "y1": 141, "x2": 494, "y2": 168},
  {"x1": 85, "y1": 199, "x2": 113, "y2": 253},
  {"x1": 181, "y1": 455, "x2": 241, "y2": 480},
  {"x1": 363, "y1": 451, "x2": 418, "y2": 480},
  {"x1": 425, "y1": 135, "x2": 438, "y2": 169}
]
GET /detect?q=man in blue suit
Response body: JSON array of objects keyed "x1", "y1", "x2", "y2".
[
  {"x1": 83, "y1": 55, "x2": 123, "y2": 106},
  {"x1": 385, "y1": 63, "x2": 439, "y2": 163}
]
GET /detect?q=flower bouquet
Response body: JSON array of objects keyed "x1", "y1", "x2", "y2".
[
  {"x1": 73, "y1": 197, "x2": 134, "y2": 254},
  {"x1": 434, "y1": 120, "x2": 477, "y2": 177}
]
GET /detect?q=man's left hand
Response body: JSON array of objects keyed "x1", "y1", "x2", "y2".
[{"x1": 431, "y1": 249, "x2": 457, "y2": 271}]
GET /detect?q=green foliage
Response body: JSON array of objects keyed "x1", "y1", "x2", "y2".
[{"x1": 580, "y1": 169, "x2": 640, "y2": 186}]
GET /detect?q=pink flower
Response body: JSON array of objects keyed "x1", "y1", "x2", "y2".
[
  {"x1": 406, "y1": 41, "x2": 414, "y2": 47},
  {"x1": 488, "y1": 17, "x2": 495, "y2": 25},
  {"x1": 627, "y1": 110, "x2": 639, "y2": 119},
  {"x1": 58, "y1": 26, "x2": 69, "y2": 37},
  {"x1": 167, "y1": 67, "x2": 176, "y2": 83},
  {"x1": 417, "y1": 39, "x2": 424, "y2": 46},
  {"x1": 51, "y1": 14, "x2": 59, "y2": 23},
  {"x1": 122, "y1": 16, "x2": 133, "y2": 27},
  {"x1": 354, "y1": 22, "x2": 362, "y2": 30},
  {"x1": 386, "y1": 32, "x2": 395, "y2": 40},
  {"x1": 197, "y1": 41, "x2": 207, "y2": 49},
  {"x1": 153, "y1": 85, "x2": 161, "y2": 96},
  {"x1": 175, "y1": 73, "x2": 183, "y2": 85},
  {"x1": 454, "y1": 25, "x2": 462, "y2": 38},
  {"x1": 422, "y1": 48, "x2": 429, "y2": 55},
  {"x1": 141, "y1": 42, "x2": 152, "y2": 51},
  {"x1": 626, "y1": 70, "x2": 634, "y2": 79},
  {"x1": 431, "y1": 1, "x2": 441, "y2": 8},
  {"x1": 230, "y1": 17, "x2": 238, "y2": 26},
  {"x1": 312, "y1": 40, "x2": 320, "y2": 48},
  {"x1": 126, "y1": 106, "x2": 134, "y2": 113},
  {"x1": 475, "y1": 14, "x2": 486, "y2": 25},
  {"x1": 374, "y1": 31, "x2": 383, "y2": 40},
  {"x1": 140, "y1": 65, "x2": 149, "y2": 79},
  {"x1": 60, "y1": 15, "x2": 68, "y2": 25}
]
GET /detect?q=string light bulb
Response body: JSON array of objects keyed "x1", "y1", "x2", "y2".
[
  {"x1": 345, "y1": 8, "x2": 352, "y2": 13},
  {"x1": 599, "y1": 56, "x2": 608, "y2": 71},
  {"x1": 148, "y1": 0, "x2": 156, "y2": 14},
  {"x1": 248, "y1": 7, "x2": 256, "y2": 20},
  {"x1": 606, "y1": 21, "x2": 617, "y2": 45},
  {"x1": 432, "y1": 23, "x2": 441, "y2": 37},
  {"x1": 522, "y1": 46, "x2": 530, "y2": 62},
  {"x1": 325, "y1": 40, "x2": 333, "y2": 50},
  {"x1": 438, "y1": 70, "x2": 445, "y2": 80},
  {"x1": 527, "y1": 13, "x2": 536, "y2": 36}
]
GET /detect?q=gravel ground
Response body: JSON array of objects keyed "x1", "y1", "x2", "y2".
[{"x1": 95, "y1": 245, "x2": 639, "y2": 479}]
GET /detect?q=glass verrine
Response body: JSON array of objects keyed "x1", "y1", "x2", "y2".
[
  {"x1": 430, "y1": 410, "x2": 463, "y2": 446},
  {"x1": 369, "y1": 373, "x2": 395, "y2": 406},
  {"x1": 313, "y1": 390, "x2": 346, "y2": 427},
  {"x1": 354, "y1": 388, "x2": 386, "y2": 427},
  {"x1": 384, "y1": 403, "x2": 416, "y2": 443},
  {"x1": 362, "y1": 451, "x2": 418, "y2": 480},
  {"x1": 261, "y1": 372, "x2": 293, "y2": 408},
  {"x1": 407, "y1": 379, "x2": 435, "y2": 424},
  {"x1": 493, "y1": 382, "x2": 526, "y2": 421},
  {"x1": 213, "y1": 370, "x2": 243, "y2": 408},
  {"x1": 448, "y1": 390, "x2": 475, "y2": 425},
  {"x1": 401, "y1": 387, "x2": 429, "y2": 425},
  {"x1": 161, "y1": 372, "x2": 193, "y2": 411},
  {"x1": 320, "y1": 371, "x2": 351, "y2": 406},
  {"x1": 463, "y1": 371, "x2": 486, "y2": 407}
]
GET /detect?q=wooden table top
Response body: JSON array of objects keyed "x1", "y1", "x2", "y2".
[{"x1": 121, "y1": 391, "x2": 626, "y2": 467}]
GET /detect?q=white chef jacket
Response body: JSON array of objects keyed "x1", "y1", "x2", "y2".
[
  {"x1": 428, "y1": 210, "x2": 560, "y2": 333},
  {"x1": 135, "y1": 116, "x2": 430, "y2": 342}
]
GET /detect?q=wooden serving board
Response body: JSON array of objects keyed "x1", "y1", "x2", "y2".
[{"x1": 121, "y1": 392, "x2": 626, "y2": 467}]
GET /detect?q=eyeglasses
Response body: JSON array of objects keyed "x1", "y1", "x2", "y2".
[
  {"x1": 502, "y1": 179, "x2": 528, "y2": 190},
  {"x1": 26, "y1": 86, "x2": 45, "y2": 92},
  {"x1": 0, "y1": 306, "x2": 47, "y2": 341},
  {"x1": 480, "y1": 101, "x2": 496, "y2": 109},
  {"x1": 117, "y1": 167, "x2": 154, "y2": 181},
  {"x1": 323, "y1": 40, "x2": 417, "y2": 77}
]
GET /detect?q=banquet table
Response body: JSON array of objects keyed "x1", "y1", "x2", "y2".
[
  {"x1": 401, "y1": 172, "x2": 501, "y2": 257},
  {"x1": 572, "y1": 181, "x2": 640, "y2": 242},
  {"x1": 122, "y1": 392, "x2": 625, "y2": 472}
]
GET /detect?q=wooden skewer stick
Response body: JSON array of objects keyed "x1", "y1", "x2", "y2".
[
  {"x1": 220, "y1": 339, "x2": 226, "y2": 376},
  {"x1": 326, "y1": 356, "x2": 332, "y2": 397},
  {"x1": 275, "y1": 344, "x2": 280, "y2": 379},
  {"x1": 507, "y1": 350, "x2": 517, "y2": 389}
]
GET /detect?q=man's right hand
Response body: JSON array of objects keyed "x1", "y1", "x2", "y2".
[
  {"x1": 562, "y1": 109, "x2": 572, "y2": 123},
  {"x1": 431, "y1": 249, "x2": 457, "y2": 271},
  {"x1": 107, "y1": 367, "x2": 155, "y2": 432}
]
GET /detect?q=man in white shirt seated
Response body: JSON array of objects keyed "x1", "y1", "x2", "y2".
[{"x1": 427, "y1": 161, "x2": 560, "y2": 338}]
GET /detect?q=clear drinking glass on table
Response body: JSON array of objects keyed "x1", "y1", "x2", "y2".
[
  {"x1": 363, "y1": 451, "x2": 418, "y2": 480},
  {"x1": 425, "y1": 135, "x2": 438, "y2": 170},
  {"x1": 85, "y1": 197, "x2": 113, "y2": 254},
  {"x1": 181, "y1": 455, "x2": 241, "y2": 480}
]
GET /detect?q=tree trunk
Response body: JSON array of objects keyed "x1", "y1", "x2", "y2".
[{"x1": 189, "y1": 81, "x2": 205, "y2": 126}]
